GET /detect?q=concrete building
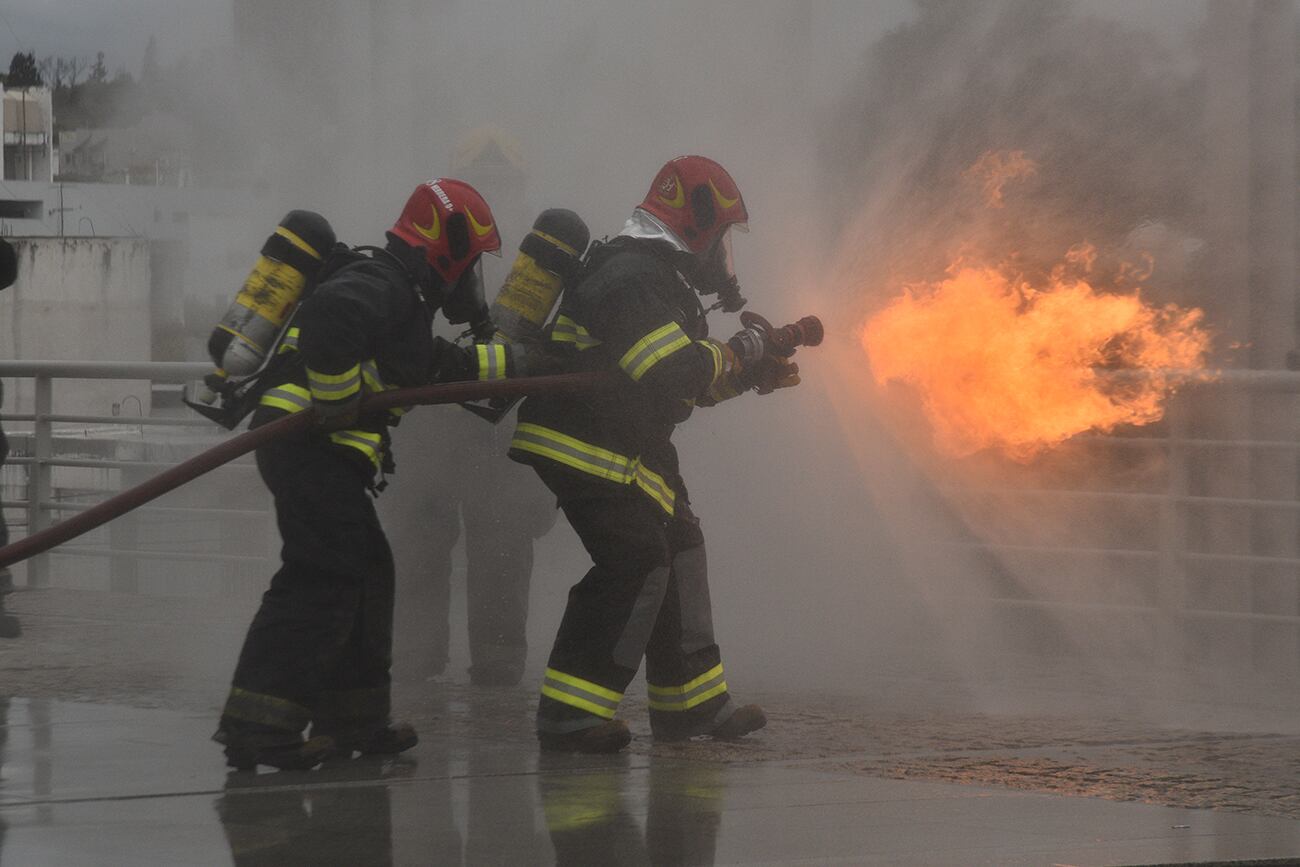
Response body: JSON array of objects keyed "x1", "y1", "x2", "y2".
[
  {"x1": 57, "y1": 115, "x2": 194, "y2": 187},
  {"x1": 2, "y1": 86, "x2": 53, "y2": 183}
]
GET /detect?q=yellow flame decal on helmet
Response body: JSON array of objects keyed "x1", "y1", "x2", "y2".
[
  {"x1": 413, "y1": 206, "x2": 441, "y2": 242},
  {"x1": 709, "y1": 179, "x2": 739, "y2": 210},
  {"x1": 467, "y1": 207, "x2": 495, "y2": 238},
  {"x1": 657, "y1": 175, "x2": 686, "y2": 209}
]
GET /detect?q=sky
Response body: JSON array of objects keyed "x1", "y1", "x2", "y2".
[
  {"x1": 0, "y1": 0, "x2": 1203, "y2": 83},
  {"x1": 0, "y1": 0, "x2": 234, "y2": 76}
]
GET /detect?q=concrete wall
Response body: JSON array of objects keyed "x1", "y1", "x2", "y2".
[{"x1": 0, "y1": 237, "x2": 153, "y2": 416}]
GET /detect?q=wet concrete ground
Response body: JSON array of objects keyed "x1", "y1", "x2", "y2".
[{"x1": 3, "y1": 588, "x2": 1300, "y2": 864}]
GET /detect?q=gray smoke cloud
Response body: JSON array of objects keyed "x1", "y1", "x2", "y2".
[{"x1": 114, "y1": 0, "x2": 1294, "y2": 724}]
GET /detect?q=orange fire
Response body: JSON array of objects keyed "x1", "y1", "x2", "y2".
[
  {"x1": 862, "y1": 253, "x2": 1212, "y2": 461},
  {"x1": 963, "y1": 150, "x2": 1039, "y2": 208}
]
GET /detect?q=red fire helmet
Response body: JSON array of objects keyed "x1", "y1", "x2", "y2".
[
  {"x1": 637, "y1": 155, "x2": 749, "y2": 254},
  {"x1": 390, "y1": 178, "x2": 502, "y2": 283}
]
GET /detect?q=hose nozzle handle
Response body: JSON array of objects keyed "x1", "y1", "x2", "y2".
[{"x1": 739, "y1": 312, "x2": 825, "y2": 357}]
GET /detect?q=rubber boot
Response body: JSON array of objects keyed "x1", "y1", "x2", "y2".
[
  {"x1": 213, "y1": 728, "x2": 336, "y2": 772},
  {"x1": 653, "y1": 703, "x2": 767, "y2": 743},
  {"x1": 312, "y1": 721, "x2": 419, "y2": 757},
  {"x1": 538, "y1": 720, "x2": 631, "y2": 754},
  {"x1": 707, "y1": 704, "x2": 766, "y2": 740}
]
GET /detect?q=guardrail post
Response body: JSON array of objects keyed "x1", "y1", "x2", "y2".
[
  {"x1": 1156, "y1": 396, "x2": 1189, "y2": 672},
  {"x1": 27, "y1": 374, "x2": 52, "y2": 587},
  {"x1": 109, "y1": 454, "x2": 144, "y2": 594}
]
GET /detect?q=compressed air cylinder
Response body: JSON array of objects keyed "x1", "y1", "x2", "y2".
[
  {"x1": 207, "y1": 210, "x2": 335, "y2": 378},
  {"x1": 489, "y1": 209, "x2": 589, "y2": 343}
]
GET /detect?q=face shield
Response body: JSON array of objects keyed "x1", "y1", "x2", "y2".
[
  {"x1": 442, "y1": 257, "x2": 491, "y2": 332},
  {"x1": 696, "y1": 224, "x2": 748, "y2": 312}
]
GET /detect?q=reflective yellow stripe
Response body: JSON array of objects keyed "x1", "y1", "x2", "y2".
[
  {"x1": 619, "y1": 322, "x2": 691, "y2": 381},
  {"x1": 328, "y1": 430, "x2": 382, "y2": 469},
  {"x1": 512, "y1": 423, "x2": 635, "y2": 483},
  {"x1": 511, "y1": 423, "x2": 675, "y2": 515},
  {"x1": 259, "y1": 383, "x2": 311, "y2": 413},
  {"x1": 647, "y1": 681, "x2": 728, "y2": 712},
  {"x1": 532, "y1": 229, "x2": 579, "y2": 257},
  {"x1": 541, "y1": 667, "x2": 623, "y2": 719},
  {"x1": 552, "y1": 315, "x2": 602, "y2": 350},
  {"x1": 275, "y1": 226, "x2": 324, "y2": 260},
  {"x1": 540, "y1": 686, "x2": 617, "y2": 719},
  {"x1": 259, "y1": 383, "x2": 383, "y2": 468},
  {"x1": 277, "y1": 326, "x2": 301, "y2": 355},
  {"x1": 631, "y1": 461, "x2": 675, "y2": 515},
  {"x1": 360, "y1": 360, "x2": 407, "y2": 419},
  {"x1": 223, "y1": 687, "x2": 312, "y2": 730},
  {"x1": 361, "y1": 360, "x2": 383, "y2": 392},
  {"x1": 476, "y1": 343, "x2": 508, "y2": 381},
  {"x1": 308, "y1": 364, "x2": 361, "y2": 401},
  {"x1": 699, "y1": 340, "x2": 724, "y2": 385},
  {"x1": 647, "y1": 665, "x2": 728, "y2": 712},
  {"x1": 647, "y1": 664, "x2": 724, "y2": 696}
]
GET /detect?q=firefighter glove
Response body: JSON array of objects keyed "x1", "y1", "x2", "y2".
[{"x1": 748, "y1": 355, "x2": 801, "y2": 395}]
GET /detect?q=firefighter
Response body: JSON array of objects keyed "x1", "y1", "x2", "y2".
[
  {"x1": 387, "y1": 128, "x2": 556, "y2": 687},
  {"x1": 509, "y1": 155, "x2": 798, "y2": 752},
  {"x1": 214, "y1": 179, "x2": 532, "y2": 771}
]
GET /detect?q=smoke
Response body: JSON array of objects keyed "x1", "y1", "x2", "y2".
[
  {"x1": 789, "y1": 0, "x2": 1300, "y2": 722},
  {"x1": 134, "y1": 0, "x2": 1296, "y2": 726}
]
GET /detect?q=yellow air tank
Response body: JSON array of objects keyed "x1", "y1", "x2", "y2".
[
  {"x1": 490, "y1": 209, "x2": 589, "y2": 343},
  {"x1": 207, "y1": 210, "x2": 336, "y2": 378}
]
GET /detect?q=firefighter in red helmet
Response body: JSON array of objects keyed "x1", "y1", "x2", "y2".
[
  {"x1": 510, "y1": 156, "x2": 796, "y2": 752},
  {"x1": 215, "y1": 179, "x2": 537, "y2": 771}
]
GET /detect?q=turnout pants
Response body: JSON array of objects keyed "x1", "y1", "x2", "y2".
[
  {"x1": 220, "y1": 435, "x2": 395, "y2": 740},
  {"x1": 533, "y1": 465, "x2": 735, "y2": 740},
  {"x1": 386, "y1": 409, "x2": 550, "y2": 683}
]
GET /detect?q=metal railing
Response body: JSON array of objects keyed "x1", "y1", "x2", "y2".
[
  {"x1": 0, "y1": 360, "x2": 274, "y2": 595},
  {"x1": 940, "y1": 368, "x2": 1300, "y2": 679}
]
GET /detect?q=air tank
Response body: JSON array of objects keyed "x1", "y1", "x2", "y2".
[
  {"x1": 207, "y1": 210, "x2": 336, "y2": 378},
  {"x1": 489, "y1": 209, "x2": 589, "y2": 343}
]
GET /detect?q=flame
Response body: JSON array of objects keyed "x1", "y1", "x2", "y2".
[
  {"x1": 963, "y1": 150, "x2": 1039, "y2": 208},
  {"x1": 862, "y1": 254, "x2": 1212, "y2": 462}
]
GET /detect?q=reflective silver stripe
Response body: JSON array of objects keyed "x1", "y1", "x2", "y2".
[
  {"x1": 277, "y1": 327, "x2": 300, "y2": 354},
  {"x1": 259, "y1": 385, "x2": 312, "y2": 412},
  {"x1": 328, "y1": 430, "x2": 382, "y2": 468},
  {"x1": 612, "y1": 565, "x2": 670, "y2": 668},
  {"x1": 631, "y1": 461, "x2": 676, "y2": 515},
  {"x1": 552, "y1": 316, "x2": 603, "y2": 350},
  {"x1": 511, "y1": 424, "x2": 675, "y2": 515},
  {"x1": 361, "y1": 360, "x2": 383, "y2": 392},
  {"x1": 540, "y1": 668, "x2": 622, "y2": 719},
  {"x1": 699, "y1": 340, "x2": 724, "y2": 384},
  {"x1": 672, "y1": 544, "x2": 715, "y2": 655},
  {"x1": 619, "y1": 322, "x2": 691, "y2": 381},
  {"x1": 647, "y1": 664, "x2": 728, "y2": 712},
  {"x1": 308, "y1": 365, "x2": 361, "y2": 400},
  {"x1": 511, "y1": 425, "x2": 633, "y2": 482},
  {"x1": 477, "y1": 344, "x2": 507, "y2": 381}
]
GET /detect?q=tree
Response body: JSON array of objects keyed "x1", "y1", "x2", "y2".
[
  {"x1": 7, "y1": 52, "x2": 42, "y2": 87},
  {"x1": 90, "y1": 52, "x2": 107, "y2": 84},
  {"x1": 141, "y1": 35, "x2": 159, "y2": 85}
]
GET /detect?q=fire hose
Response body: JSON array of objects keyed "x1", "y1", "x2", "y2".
[
  {"x1": 0, "y1": 313, "x2": 823, "y2": 571},
  {"x1": 0, "y1": 372, "x2": 610, "y2": 571}
]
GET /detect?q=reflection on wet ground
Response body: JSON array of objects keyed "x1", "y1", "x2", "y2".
[{"x1": 2, "y1": 697, "x2": 1300, "y2": 866}]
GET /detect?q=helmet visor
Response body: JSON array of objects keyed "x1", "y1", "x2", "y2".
[
  {"x1": 701, "y1": 226, "x2": 747, "y2": 312},
  {"x1": 444, "y1": 257, "x2": 488, "y2": 325}
]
